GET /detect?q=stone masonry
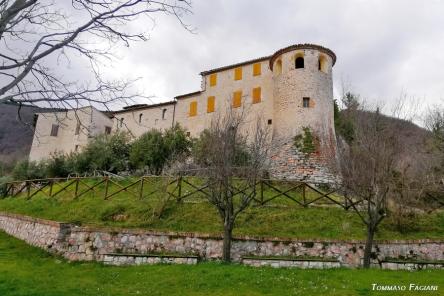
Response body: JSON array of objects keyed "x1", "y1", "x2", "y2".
[{"x1": 1, "y1": 212, "x2": 443, "y2": 269}]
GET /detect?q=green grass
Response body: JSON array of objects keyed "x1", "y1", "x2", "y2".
[
  {"x1": 0, "y1": 178, "x2": 443, "y2": 240},
  {"x1": 0, "y1": 231, "x2": 443, "y2": 296}
]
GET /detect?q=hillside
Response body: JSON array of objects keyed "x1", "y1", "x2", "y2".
[{"x1": 0, "y1": 102, "x2": 61, "y2": 170}]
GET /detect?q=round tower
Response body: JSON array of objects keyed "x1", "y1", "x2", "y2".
[{"x1": 269, "y1": 44, "x2": 338, "y2": 182}]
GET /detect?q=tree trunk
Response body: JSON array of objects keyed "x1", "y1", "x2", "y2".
[
  {"x1": 222, "y1": 223, "x2": 233, "y2": 262},
  {"x1": 363, "y1": 225, "x2": 375, "y2": 268}
]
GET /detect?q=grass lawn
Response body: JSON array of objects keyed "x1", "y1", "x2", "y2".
[
  {"x1": 0, "y1": 231, "x2": 443, "y2": 296},
  {"x1": 0, "y1": 178, "x2": 443, "y2": 240}
]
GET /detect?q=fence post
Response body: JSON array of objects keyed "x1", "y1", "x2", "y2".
[
  {"x1": 49, "y1": 180, "x2": 54, "y2": 197},
  {"x1": 302, "y1": 183, "x2": 307, "y2": 207},
  {"x1": 74, "y1": 178, "x2": 79, "y2": 199},
  {"x1": 26, "y1": 181, "x2": 31, "y2": 199},
  {"x1": 260, "y1": 179, "x2": 264, "y2": 205},
  {"x1": 177, "y1": 176, "x2": 182, "y2": 202},
  {"x1": 139, "y1": 177, "x2": 144, "y2": 199},
  {"x1": 104, "y1": 176, "x2": 109, "y2": 199}
]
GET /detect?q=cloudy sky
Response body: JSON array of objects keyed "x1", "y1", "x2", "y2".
[{"x1": 101, "y1": 0, "x2": 444, "y2": 114}]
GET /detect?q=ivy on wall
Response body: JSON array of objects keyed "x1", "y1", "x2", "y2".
[{"x1": 293, "y1": 127, "x2": 317, "y2": 155}]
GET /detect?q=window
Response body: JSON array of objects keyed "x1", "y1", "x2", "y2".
[
  {"x1": 105, "y1": 126, "x2": 112, "y2": 135},
  {"x1": 267, "y1": 119, "x2": 272, "y2": 125},
  {"x1": 318, "y1": 55, "x2": 328, "y2": 73},
  {"x1": 295, "y1": 57, "x2": 304, "y2": 69},
  {"x1": 119, "y1": 118, "x2": 124, "y2": 127},
  {"x1": 209, "y1": 73, "x2": 217, "y2": 87},
  {"x1": 252, "y1": 87, "x2": 261, "y2": 104},
  {"x1": 207, "y1": 96, "x2": 215, "y2": 113},
  {"x1": 253, "y1": 63, "x2": 261, "y2": 76},
  {"x1": 74, "y1": 145, "x2": 80, "y2": 152},
  {"x1": 139, "y1": 113, "x2": 143, "y2": 124},
  {"x1": 162, "y1": 108, "x2": 167, "y2": 120},
  {"x1": 50, "y1": 124, "x2": 59, "y2": 137},
  {"x1": 189, "y1": 101, "x2": 197, "y2": 117},
  {"x1": 75, "y1": 121, "x2": 80, "y2": 135},
  {"x1": 275, "y1": 60, "x2": 282, "y2": 75},
  {"x1": 234, "y1": 67, "x2": 242, "y2": 81},
  {"x1": 186, "y1": 131, "x2": 191, "y2": 137},
  {"x1": 303, "y1": 97, "x2": 310, "y2": 108},
  {"x1": 232, "y1": 91, "x2": 242, "y2": 108}
]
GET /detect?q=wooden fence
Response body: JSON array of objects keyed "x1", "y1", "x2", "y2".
[{"x1": 1, "y1": 176, "x2": 357, "y2": 210}]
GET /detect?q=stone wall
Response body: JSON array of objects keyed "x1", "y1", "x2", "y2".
[{"x1": 1, "y1": 212, "x2": 443, "y2": 269}]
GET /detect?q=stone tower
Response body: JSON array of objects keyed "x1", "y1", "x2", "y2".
[{"x1": 269, "y1": 44, "x2": 338, "y2": 183}]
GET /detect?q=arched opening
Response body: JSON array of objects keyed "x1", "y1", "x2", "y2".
[
  {"x1": 318, "y1": 55, "x2": 328, "y2": 73},
  {"x1": 275, "y1": 59, "x2": 282, "y2": 75},
  {"x1": 295, "y1": 56, "x2": 304, "y2": 69}
]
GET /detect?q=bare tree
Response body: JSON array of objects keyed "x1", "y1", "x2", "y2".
[
  {"x1": 339, "y1": 106, "x2": 401, "y2": 268},
  {"x1": 0, "y1": 0, "x2": 191, "y2": 111},
  {"x1": 192, "y1": 107, "x2": 270, "y2": 262}
]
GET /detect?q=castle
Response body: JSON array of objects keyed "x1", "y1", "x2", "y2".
[{"x1": 29, "y1": 44, "x2": 338, "y2": 183}]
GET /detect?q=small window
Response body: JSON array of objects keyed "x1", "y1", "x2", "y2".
[
  {"x1": 186, "y1": 131, "x2": 191, "y2": 137},
  {"x1": 105, "y1": 126, "x2": 111, "y2": 135},
  {"x1": 207, "y1": 96, "x2": 215, "y2": 113},
  {"x1": 119, "y1": 118, "x2": 124, "y2": 127},
  {"x1": 232, "y1": 91, "x2": 242, "y2": 108},
  {"x1": 234, "y1": 67, "x2": 242, "y2": 81},
  {"x1": 50, "y1": 124, "x2": 59, "y2": 137},
  {"x1": 162, "y1": 108, "x2": 167, "y2": 120},
  {"x1": 303, "y1": 97, "x2": 310, "y2": 108},
  {"x1": 275, "y1": 60, "x2": 282, "y2": 75},
  {"x1": 74, "y1": 145, "x2": 80, "y2": 152},
  {"x1": 189, "y1": 101, "x2": 197, "y2": 117},
  {"x1": 75, "y1": 121, "x2": 80, "y2": 135},
  {"x1": 318, "y1": 55, "x2": 328, "y2": 73},
  {"x1": 209, "y1": 73, "x2": 217, "y2": 87},
  {"x1": 252, "y1": 87, "x2": 261, "y2": 104},
  {"x1": 267, "y1": 119, "x2": 272, "y2": 125},
  {"x1": 295, "y1": 57, "x2": 304, "y2": 69},
  {"x1": 139, "y1": 113, "x2": 143, "y2": 124},
  {"x1": 253, "y1": 63, "x2": 261, "y2": 76}
]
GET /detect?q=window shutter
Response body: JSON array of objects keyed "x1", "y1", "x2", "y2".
[
  {"x1": 232, "y1": 91, "x2": 242, "y2": 108},
  {"x1": 253, "y1": 63, "x2": 261, "y2": 76},
  {"x1": 207, "y1": 96, "x2": 215, "y2": 113},
  {"x1": 189, "y1": 101, "x2": 198, "y2": 117},
  {"x1": 252, "y1": 87, "x2": 261, "y2": 104},
  {"x1": 234, "y1": 67, "x2": 242, "y2": 81},
  {"x1": 209, "y1": 74, "x2": 217, "y2": 87}
]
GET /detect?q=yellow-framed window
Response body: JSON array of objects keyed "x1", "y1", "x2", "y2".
[
  {"x1": 207, "y1": 96, "x2": 215, "y2": 113},
  {"x1": 189, "y1": 101, "x2": 197, "y2": 117},
  {"x1": 252, "y1": 87, "x2": 261, "y2": 104},
  {"x1": 253, "y1": 63, "x2": 261, "y2": 76},
  {"x1": 232, "y1": 91, "x2": 242, "y2": 108},
  {"x1": 209, "y1": 73, "x2": 217, "y2": 87},
  {"x1": 234, "y1": 67, "x2": 242, "y2": 81}
]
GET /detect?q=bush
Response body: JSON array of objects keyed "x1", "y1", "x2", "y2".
[
  {"x1": 130, "y1": 124, "x2": 191, "y2": 175},
  {"x1": 293, "y1": 127, "x2": 317, "y2": 154},
  {"x1": 12, "y1": 160, "x2": 45, "y2": 180},
  {"x1": 0, "y1": 175, "x2": 13, "y2": 197},
  {"x1": 76, "y1": 132, "x2": 131, "y2": 174},
  {"x1": 45, "y1": 152, "x2": 72, "y2": 178}
]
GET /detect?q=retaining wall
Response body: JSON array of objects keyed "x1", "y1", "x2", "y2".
[{"x1": 1, "y1": 212, "x2": 443, "y2": 269}]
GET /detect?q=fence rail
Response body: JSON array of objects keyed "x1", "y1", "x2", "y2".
[{"x1": 1, "y1": 176, "x2": 356, "y2": 210}]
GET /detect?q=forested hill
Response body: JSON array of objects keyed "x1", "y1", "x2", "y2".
[{"x1": 0, "y1": 102, "x2": 43, "y2": 167}]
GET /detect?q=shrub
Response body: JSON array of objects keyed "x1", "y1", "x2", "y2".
[
  {"x1": 12, "y1": 160, "x2": 45, "y2": 180},
  {"x1": 130, "y1": 124, "x2": 191, "y2": 175},
  {"x1": 77, "y1": 132, "x2": 131, "y2": 174},
  {"x1": 45, "y1": 152, "x2": 71, "y2": 178},
  {"x1": 0, "y1": 175, "x2": 13, "y2": 197}
]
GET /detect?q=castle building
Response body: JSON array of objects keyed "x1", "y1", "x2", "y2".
[{"x1": 29, "y1": 44, "x2": 338, "y2": 182}]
